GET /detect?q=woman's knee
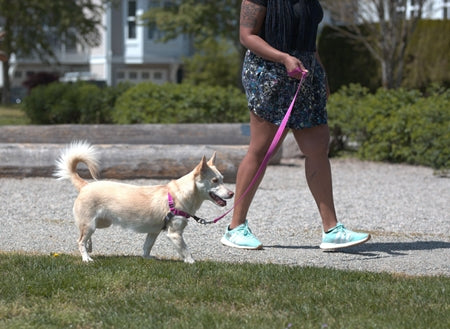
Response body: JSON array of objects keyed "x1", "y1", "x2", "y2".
[
  {"x1": 293, "y1": 125, "x2": 330, "y2": 157},
  {"x1": 247, "y1": 112, "x2": 282, "y2": 160}
]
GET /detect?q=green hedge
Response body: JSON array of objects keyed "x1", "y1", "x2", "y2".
[
  {"x1": 112, "y1": 82, "x2": 248, "y2": 124},
  {"x1": 327, "y1": 84, "x2": 449, "y2": 172},
  {"x1": 403, "y1": 20, "x2": 450, "y2": 89},
  {"x1": 22, "y1": 81, "x2": 248, "y2": 124},
  {"x1": 22, "y1": 82, "x2": 132, "y2": 124}
]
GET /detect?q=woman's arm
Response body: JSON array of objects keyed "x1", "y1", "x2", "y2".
[{"x1": 240, "y1": 0, "x2": 306, "y2": 78}]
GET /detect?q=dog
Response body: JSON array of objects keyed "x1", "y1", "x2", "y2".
[{"x1": 54, "y1": 141, "x2": 234, "y2": 263}]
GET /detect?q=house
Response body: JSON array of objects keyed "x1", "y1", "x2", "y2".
[
  {"x1": 322, "y1": 0, "x2": 450, "y2": 25},
  {"x1": 362, "y1": 0, "x2": 450, "y2": 20},
  {"x1": 0, "y1": 0, "x2": 193, "y2": 96}
]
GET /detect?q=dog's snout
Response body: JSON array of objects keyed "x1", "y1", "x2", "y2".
[{"x1": 228, "y1": 190, "x2": 234, "y2": 198}]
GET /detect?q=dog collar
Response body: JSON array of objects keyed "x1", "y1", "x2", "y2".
[
  {"x1": 167, "y1": 193, "x2": 191, "y2": 218},
  {"x1": 165, "y1": 193, "x2": 214, "y2": 226}
]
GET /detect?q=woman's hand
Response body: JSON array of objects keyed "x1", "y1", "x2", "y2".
[{"x1": 282, "y1": 54, "x2": 308, "y2": 80}]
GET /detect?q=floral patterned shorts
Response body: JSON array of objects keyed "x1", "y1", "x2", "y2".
[{"x1": 242, "y1": 50, "x2": 328, "y2": 130}]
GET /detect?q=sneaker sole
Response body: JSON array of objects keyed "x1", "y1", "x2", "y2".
[
  {"x1": 320, "y1": 234, "x2": 371, "y2": 251},
  {"x1": 220, "y1": 237, "x2": 263, "y2": 250}
]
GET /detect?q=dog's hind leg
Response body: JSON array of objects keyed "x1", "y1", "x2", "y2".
[
  {"x1": 143, "y1": 232, "x2": 159, "y2": 259},
  {"x1": 167, "y1": 226, "x2": 194, "y2": 264},
  {"x1": 78, "y1": 226, "x2": 96, "y2": 262}
]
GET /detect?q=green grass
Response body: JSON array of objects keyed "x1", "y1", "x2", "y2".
[
  {"x1": 0, "y1": 105, "x2": 29, "y2": 125},
  {"x1": 0, "y1": 253, "x2": 448, "y2": 328}
]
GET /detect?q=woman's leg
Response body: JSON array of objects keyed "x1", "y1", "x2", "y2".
[
  {"x1": 230, "y1": 111, "x2": 288, "y2": 229},
  {"x1": 294, "y1": 124, "x2": 371, "y2": 249},
  {"x1": 292, "y1": 124, "x2": 338, "y2": 232}
]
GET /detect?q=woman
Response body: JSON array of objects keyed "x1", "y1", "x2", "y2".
[{"x1": 221, "y1": 0, "x2": 370, "y2": 250}]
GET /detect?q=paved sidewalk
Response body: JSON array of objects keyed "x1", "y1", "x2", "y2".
[{"x1": 0, "y1": 158, "x2": 448, "y2": 276}]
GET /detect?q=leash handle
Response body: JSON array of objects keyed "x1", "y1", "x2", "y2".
[{"x1": 213, "y1": 72, "x2": 307, "y2": 223}]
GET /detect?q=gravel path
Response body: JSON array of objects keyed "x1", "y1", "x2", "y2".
[{"x1": 1, "y1": 158, "x2": 449, "y2": 276}]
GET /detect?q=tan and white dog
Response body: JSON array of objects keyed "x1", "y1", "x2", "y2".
[{"x1": 55, "y1": 141, "x2": 234, "y2": 263}]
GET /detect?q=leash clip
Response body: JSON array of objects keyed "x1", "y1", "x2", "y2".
[{"x1": 192, "y1": 215, "x2": 213, "y2": 225}]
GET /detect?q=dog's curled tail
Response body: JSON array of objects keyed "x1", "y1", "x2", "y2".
[{"x1": 54, "y1": 141, "x2": 100, "y2": 191}]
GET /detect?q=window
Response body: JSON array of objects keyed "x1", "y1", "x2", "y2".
[
  {"x1": 14, "y1": 71, "x2": 22, "y2": 78},
  {"x1": 142, "y1": 72, "x2": 150, "y2": 79},
  {"x1": 127, "y1": 0, "x2": 137, "y2": 39},
  {"x1": 148, "y1": 1, "x2": 160, "y2": 10},
  {"x1": 148, "y1": 0, "x2": 160, "y2": 39},
  {"x1": 129, "y1": 72, "x2": 138, "y2": 79},
  {"x1": 117, "y1": 71, "x2": 125, "y2": 79},
  {"x1": 153, "y1": 72, "x2": 163, "y2": 80},
  {"x1": 64, "y1": 30, "x2": 77, "y2": 53}
]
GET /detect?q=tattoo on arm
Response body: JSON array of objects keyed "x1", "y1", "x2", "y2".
[{"x1": 240, "y1": 0, "x2": 265, "y2": 29}]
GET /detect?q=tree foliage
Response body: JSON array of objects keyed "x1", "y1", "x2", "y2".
[
  {"x1": 182, "y1": 38, "x2": 241, "y2": 87},
  {"x1": 141, "y1": 0, "x2": 241, "y2": 49},
  {"x1": 0, "y1": 0, "x2": 111, "y2": 104},
  {"x1": 141, "y1": 0, "x2": 243, "y2": 87}
]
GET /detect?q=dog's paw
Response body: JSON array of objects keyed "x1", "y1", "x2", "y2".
[
  {"x1": 184, "y1": 257, "x2": 195, "y2": 264},
  {"x1": 143, "y1": 255, "x2": 155, "y2": 260},
  {"x1": 82, "y1": 256, "x2": 94, "y2": 263}
]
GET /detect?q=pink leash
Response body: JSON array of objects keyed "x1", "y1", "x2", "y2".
[
  {"x1": 167, "y1": 69, "x2": 307, "y2": 225},
  {"x1": 210, "y1": 69, "x2": 308, "y2": 223}
]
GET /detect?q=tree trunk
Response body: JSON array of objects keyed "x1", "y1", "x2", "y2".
[
  {"x1": 380, "y1": 59, "x2": 396, "y2": 89},
  {"x1": 1, "y1": 59, "x2": 11, "y2": 105}
]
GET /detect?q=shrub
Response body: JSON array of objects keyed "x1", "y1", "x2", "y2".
[
  {"x1": 327, "y1": 84, "x2": 450, "y2": 171},
  {"x1": 112, "y1": 82, "x2": 248, "y2": 124},
  {"x1": 403, "y1": 20, "x2": 450, "y2": 90},
  {"x1": 22, "y1": 82, "x2": 132, "y2": 124},
  {"x1": 97, "y1": 82, "x2": 134, "y2": 124},
  {"x1": 22, "y1": 82, "x2": 74, "y2": 124}
]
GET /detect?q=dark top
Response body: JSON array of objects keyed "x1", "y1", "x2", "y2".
[{"x1": 247, "y1": 0, "x2": 323, "y2": 52}]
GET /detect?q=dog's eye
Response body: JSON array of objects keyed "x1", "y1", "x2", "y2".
[{"x1": 212, "y1": 178, "x2": 219, "y2": 183}]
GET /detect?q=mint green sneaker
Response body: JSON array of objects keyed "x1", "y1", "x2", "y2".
[
  {"x1": 221, "y1": 220, "x2": 263, "y2": 250},
  {"x1": 320, "y1": 223, "x2": 370, "y2": 251}
]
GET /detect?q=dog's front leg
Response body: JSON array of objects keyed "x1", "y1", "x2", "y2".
[
  {"x1": 143, "y1": 232, "x2": 159, "y2": 259},
  {"x1": 167, "y1": 219, "x2": 194, "y2": 264}
]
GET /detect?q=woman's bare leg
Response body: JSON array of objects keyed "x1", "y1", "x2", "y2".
[
  {"x1": 292, "y1": 124, "x2": 338, "y2": 232},
  {"x1": 230, "y1": 112, "x2": 288, "y2": 229}
]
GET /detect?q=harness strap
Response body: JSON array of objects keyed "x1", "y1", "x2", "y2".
[
  {"x1": 167, "y1": 192, "x2": 190, "y2": 218},
  {"x1": 166, "y1": 192, "x2": 213, "y2": 225}
]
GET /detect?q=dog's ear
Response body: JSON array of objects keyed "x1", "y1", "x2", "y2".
[
  {"x1": 207, "y1": 152, "x2": 216, "y2": 166},
  {"x1": 195, "y1": 155, "x2": 208, "y2": 175}
]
